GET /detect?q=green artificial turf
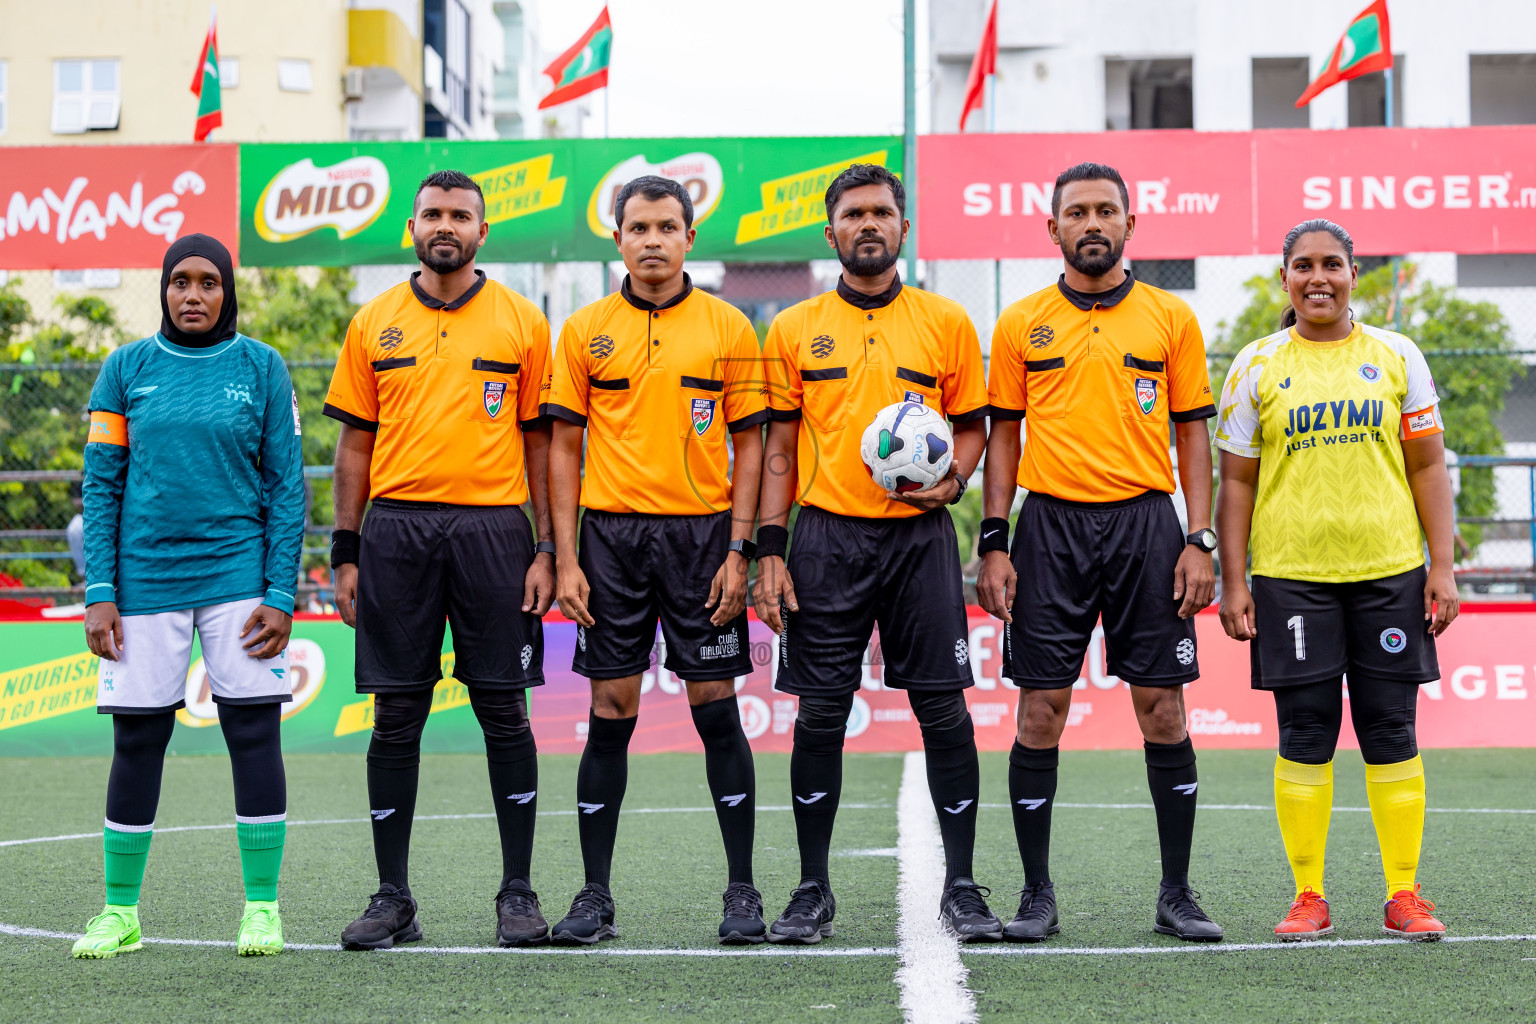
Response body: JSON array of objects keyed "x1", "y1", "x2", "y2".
[{"x1": 2, "y1": 749, "x2": 1533, "y2": 1023}]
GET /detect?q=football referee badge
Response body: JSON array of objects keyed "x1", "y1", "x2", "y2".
[
  {"x1": 691, "y1": 398, "x2": 716, "y2": 436},
  {"x1": 1135, "y1": 377, "x2": 1158, "y2": 415},
  {"x1": 483, "y1": 381, "x2": 507, "y2": 419}
]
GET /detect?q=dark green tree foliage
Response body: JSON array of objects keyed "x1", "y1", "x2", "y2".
[{"x1": 1213, "y1": 264, "x2": 1526, "y2": 556}]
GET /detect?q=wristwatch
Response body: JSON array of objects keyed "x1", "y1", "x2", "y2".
[
  {"x1": 947, "y1": 473, "x2": 969, "y2": 506},
  {"x1": 1186, "y1": 529, "x2": 1218, "y2": 553},
  {"x1": 728, "y1": 538, "x2": 757, "y2": 560},
  {"x1": 534, "y1": 541, "x2": 557, "y2": 557}
]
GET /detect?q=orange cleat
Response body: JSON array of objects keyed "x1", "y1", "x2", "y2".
[
  {"x1": 1275, "y1": 888, "x2": 1333, "y2": 941},
  {"x1": 1384, "y1": 885, "x2": 1445, "y2": 941}
]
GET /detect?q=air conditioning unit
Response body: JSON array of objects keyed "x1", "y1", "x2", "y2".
[{"x1": 343, "y1": 67, "x2": 366, "y2": 101}]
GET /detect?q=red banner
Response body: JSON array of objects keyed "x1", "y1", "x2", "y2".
[
  {"x1": 917, "y1": 126, "x2": 1536, "y2": 259},
  {"x1": 525, "y1": 607, "x2": 1536, "y2": 755},
  {"x1": 0, "y1": 145, "x2": 239, "y2": 270}
]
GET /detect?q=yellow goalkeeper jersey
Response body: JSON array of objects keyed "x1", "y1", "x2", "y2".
[{"x1": 1215, "y1": 322, "x2": 1444, "y2": 583}]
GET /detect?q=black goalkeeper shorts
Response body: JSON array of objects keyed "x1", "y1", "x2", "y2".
[{"x1": 355, "y1": 498, "x2": 544, "y2": 693}]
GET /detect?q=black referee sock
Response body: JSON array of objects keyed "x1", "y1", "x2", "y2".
[
  {"x1": 1008, "y1": 742, "x2": 1058, "y2": 886},
  {"x1": 576, "y1": 712, "x2": 637, "y2": 889},
  {"x1": 485, "y1": 737, "x2": 539, "y2": 886},
  {"x1": 920, "y1": 717, "x2": 981, "y2": 887},
  {"x1": 366, "y1": 744, "x2": 420, "y2": 890},
  {"x1": 789, "y1": 720, "x2": 845, "y2": 885},
  {"x1": 690, "y1": 696, "x2": 756, "y2": 885},
  {"x1": 1145, "y1": 737, "x2": 1199, "y2": 889}
]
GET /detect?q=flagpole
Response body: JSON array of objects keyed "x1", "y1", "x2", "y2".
[
  {"x1": 1385, "y1": 64, "x2": 1403, "y2": 329},
  {"x1": 903, "y1": 0, "x2": 917, "y2": 288},
  {"x1": 988, "y1": 71, "x2": 1000, "y2": 333}
]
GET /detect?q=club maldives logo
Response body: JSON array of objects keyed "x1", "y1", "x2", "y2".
[
  {"x1": 1359, "y1": 363, "x2": 1382, "y2": 382},
  {"x1": 1380, "y1": 627, "x2": 1408, "y2": 653},
  {"x1": 587, "y1": 152, "x2": 724, "y2": 238},
  {"x1": 255, "y1": 156, "x2": 390, "y2": 243}
]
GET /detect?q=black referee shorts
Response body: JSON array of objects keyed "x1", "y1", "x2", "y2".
[
  {"x1": 573, "y1": 509, "x2": 752, "y2": 682},
  {"x1": 777, "y1": 504, "x2": 973, "y2": 696},
  {"x1": 1249, "y1": 567, "x2": 1439, "y2": 689},
  {"x1": 1002, "y1": 489, "x2": 1197, "y2": 688},
  {"x1": 355, "y1": 498, "x2": 544, "y2": 693}
]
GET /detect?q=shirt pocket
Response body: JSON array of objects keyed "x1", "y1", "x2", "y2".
[
  {"x1": 895, "y1": 365, "x2": 941, "y2": 410},
  {"x1": 587, "y1": 374, "x2": 633, "y2": 439},
  {"x1": 800, "y1": 366, "x2": 850, "y2": 431},
  {"x1": 1120, "y1": 354, "x2": 1168, "y2": 422},
  {"x1": 371, "y1": 356, "x2": 420, "y2": 424},
  {"x1": 679, "y1": 374, "x2": 726, "y2": 439},
  {"x1": 467, "y1": 357, "x2": 520, "y2": 424},
  {"x1": 1022, "y1": 356, "x2": 1071, "y2": 420}
]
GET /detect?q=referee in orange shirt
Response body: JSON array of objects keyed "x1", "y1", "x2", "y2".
[
  {"x1": 979, "y1": 162, "x2": 1222, "y2": 943},
  {"x1": 545, "y1": 176, "x2": 767, "y2": 945},
  {"x1": 324, "y1": 171, "x2": 556, "y2": 949},
  {"x1": 755, "y1": 163, "x2": 1002, "y2": 944}
]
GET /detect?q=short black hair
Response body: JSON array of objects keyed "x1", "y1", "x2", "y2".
[
  {"x1": 824, "y1": 163, "x2": 906, "y2": 222},
  {"x1": 1051, "y1": 162, "x2": 1129, "y2": 217},
  {"x1": 614, "y1": 175, "x2": 694, "y2": 231},
  {"x1": 415, "y1": 169, "x2": 485, "y2": 219}
]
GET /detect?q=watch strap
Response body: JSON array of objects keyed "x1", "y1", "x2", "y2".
[{"x1": 534, "y1": 541, "x2": 557, "y2": 556}]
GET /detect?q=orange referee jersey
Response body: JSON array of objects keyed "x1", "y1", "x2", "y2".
[
  {"x1": 764, "y1": 278, "x2": 989, "y2": 519},
  {"x1": 988, "y1": 272, "x2": 1214, "y2": 504},
  {"x1": 544, "y1": 275, "x2": 767, "y2": 516},
  {"x1": 323, "y1": 272, "x2": 551, "y2": 506}
]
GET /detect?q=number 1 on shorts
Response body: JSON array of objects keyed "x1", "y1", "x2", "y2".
[{"x1": 1287, "y1": 615, "x2": 1306, "y2": 661}]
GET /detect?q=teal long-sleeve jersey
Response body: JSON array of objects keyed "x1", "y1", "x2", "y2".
[{"x1": 82, "y1": 333, "x2": 306, "y2": 616}]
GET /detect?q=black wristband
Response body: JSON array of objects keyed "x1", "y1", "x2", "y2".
[
  {"x1": 331, "y1": 529, "x2": 361, "y2": 568},
  {"x1": 535, "y1": 541, "x2": 556, "y2": 557},
  {"x1": 756, "y1": 524, "x2": 789, "y2": 560},
  {"x1": 976, "y1": 517, "x2": 1010, "y2": 555}
]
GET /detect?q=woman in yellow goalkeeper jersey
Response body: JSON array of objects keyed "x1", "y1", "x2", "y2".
[{"x1": 1215, "y1": 219, "x2": 1458, "y2": 943}]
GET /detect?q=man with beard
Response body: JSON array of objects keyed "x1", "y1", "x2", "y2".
[
  {"x1": 977, "y1": 162, "x2": 1222, "y2": 943},
  {"x1": 325, "y1": 170, "x2": 557, "y2": 949},
  {"x1": 754, "y1": 163, "x2": 1002, "y2": 944},
  {"x1": 544, "y1": 176, "x2": 766, "y2": 945}
]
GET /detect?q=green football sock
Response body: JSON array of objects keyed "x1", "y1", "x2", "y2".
[
  {"x1": 103, "y1": 824, "x2": 153, "y2": 906},
  {"x1": 236, "y1": 816, "x2": 287, "y2": 902}
]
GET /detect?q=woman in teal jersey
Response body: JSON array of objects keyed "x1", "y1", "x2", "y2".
[{"x1": 74, "y1": 235, "x2": 305, "y2": 958}]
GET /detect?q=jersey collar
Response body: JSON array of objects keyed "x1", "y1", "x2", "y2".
[
  {"x1": 409, "y1": 269, "x2": 487, "y2": 311},
  {"x1": 836, "y1": 273, "x2": 903, "y2": 311},
  {"x1": 1056, "y1": 268, "x2": 1136, "y2": 310},
  {"x1": 620, "y1": 272, "x2": 694, "y2": 312}
]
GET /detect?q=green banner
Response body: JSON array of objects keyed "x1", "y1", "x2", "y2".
[
  {"x1": 0, "y1": 621, "x2": 488, "y2": 758},
  {"x1": 238, "y1": 136, "x2": 902, "y2": 266}
]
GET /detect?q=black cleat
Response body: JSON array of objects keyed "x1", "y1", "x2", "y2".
[
  {"x1": 1003, "y1": 881, "x2": 1060, "y2": 943},
  {"x1": 341, "y1": 883, "x2": 424, "y2": 950},
  {"x1": 719, "y1": 882, "x2": 767, "y2": 945},
  {"x1": 551, "y1": 883, "x2": 617, "y2": 945},
  {"x1": 495, "y1": 880, "x2": 549, "y2": 947},
  {"x1": 939, "y1": 878, "x2": 1004, "y2": 943},
  {"x1": 767, "y1": 880, "x2": 836, "y2": 945},
  {"x1": 1154, "y1": 885, "x2": 1224, "y2": 942}
]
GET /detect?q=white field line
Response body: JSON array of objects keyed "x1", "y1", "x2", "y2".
[
  {"x1": 961, "y1": 933, "x2": 1536, "y2": 955},
  {"x1": 894, "y1": 751, "x2": 977, "y2": 1024},
  {"x1": 0, "y1": 804, "x2": 894, "y2": 849},
  {"x1": 978, "y1": 803, "x2": 1536, "y2": 814}
]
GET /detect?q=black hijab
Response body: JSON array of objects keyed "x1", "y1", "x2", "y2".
[{"x1": 159, "y1": 233, "x2": 239, "y2": 348}]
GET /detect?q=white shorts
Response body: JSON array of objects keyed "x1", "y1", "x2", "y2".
[{"x1": 97, "y1": 598, "x2": 293, "y2": 714}]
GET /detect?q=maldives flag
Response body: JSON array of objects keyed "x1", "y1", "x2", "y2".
[
  {"x1": 189, "y1": 9, "x2": 222, "y2": 141},
  {"x1": 958, "y1": 0, "x2": 998, "y2": 132},
  {"x1": 538, "y1": 7, "x2": 612, "y2": 110},
  {"x1": 1295, "y1": 0, "x2": 1392, "y2": 108}
]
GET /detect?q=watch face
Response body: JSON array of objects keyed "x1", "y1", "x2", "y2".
[{"x1": 1196, "y1": 529, "x2": 1217, "y2": 550}]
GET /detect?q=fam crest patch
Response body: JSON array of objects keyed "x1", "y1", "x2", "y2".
[
  {"x1": 1028, "y1": 325, "x2": 1055, "y2": 349},
  {"x1": 378, "y1": 326, "x2": 404, "y2": 350},
  {"x1": 590, "y1": 335, "x2": 614, "y2": 358},
  {"x1": 811, "y1": 335, "x2": 835, "y2": 359},
  {"x1": 691, "y1": 398, "x2": 716, "y2": 436},
  {"x1": 483, "y1": 381, "x2": 507, "y2": 419},
  {"x1": 1135, "y1": 377, "x2": 1158, "y2": 415}
]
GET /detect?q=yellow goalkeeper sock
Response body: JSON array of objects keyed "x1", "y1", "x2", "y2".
[
  {"x1": 1274, "y1": 757, "x2": 1332, "y2": 900},
  {"x1": 1365, "y1": 754, "x2": 1426, "y2": 899}
]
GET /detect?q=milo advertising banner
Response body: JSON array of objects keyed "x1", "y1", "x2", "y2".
[{"x1": 238, "y1": 136, "x2": 902, "y2": 266}]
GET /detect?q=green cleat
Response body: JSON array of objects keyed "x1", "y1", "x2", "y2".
[
  {"x1": 72, "y1": 905, "x2": 143, "y2": 959},
  {"x1": 237, "y1": 900, "x2": 284, "y2": 956}
]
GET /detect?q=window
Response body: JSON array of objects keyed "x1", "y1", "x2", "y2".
[
  {"x1": 1105, "y1": 59, "x2": 1193, "y2": 130},
  {"x1": 1251, "y1": 58, "x2": 1310, "y2": 129},
  {"x1": 1458, "y1": 254, "x2": 1536, "y2": 287},
  {"x1": 1346, "y1": 57, "x2": 1404, "y2": 126},
  {"x1": 278, "y1": 59, "x2": 312, "y2": 93},
  {"x1": 52, "y1": 59, "x2": 120, "y2": 134},
  {"x1": 219, "y1": 57, "x2": 240, "y2": 89},
  {"x1": 0, "y1": 61, "x2": 8, "y2": 135},
  {"x1": 1470, "y1": 54, "x2": 1536, "y2": 125},
  {"x1": 1132, "y1": 259, "x2": 1196, "y2": 291}
]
